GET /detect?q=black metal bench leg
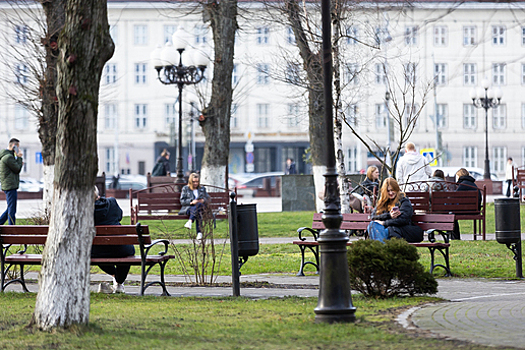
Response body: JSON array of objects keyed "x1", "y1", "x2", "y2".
[
  {"x1": 297, "y1": 245, "x2": 307, "y2": 276},
  {"x1": 428, "y1": 247, "x2": 452, "y2": 277},
  {"x1": 158, "y1": 261, "x2": 170, "y2": 296}
]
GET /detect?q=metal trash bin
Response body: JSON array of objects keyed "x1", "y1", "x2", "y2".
[
  {"x1": 236, "y1": 204, "x2": 259, "y2": 258},
  {"x1": 495, "y1": 198, "x2": 521, "y2": 244}
]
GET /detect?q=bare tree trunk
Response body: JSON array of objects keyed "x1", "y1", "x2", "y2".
[
  {"x1": 284, "y1": 0, "x2": 326, "y2": 212},
  {"x1": 200, "y1": 0, "x2": 237, "y2": 188},
  {"x1": 32, "y1": 0, "x2": 114, "y2": 330},
  {"x1": 38, "y1": 0, "x2": 65, "y2": 216}
]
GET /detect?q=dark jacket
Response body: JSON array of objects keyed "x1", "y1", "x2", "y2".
[
  {"x1": 356, "y1": 177, "x2": 378, "y2": 197},
  {"x1": 0, "y1": 149, "x2": 23, "y2": 191},
  {"x1": 152, "y1": 156, "x2": 170, "y2": 176},
  {"x1": 179, "y1": 185, "x2": 209, "y2": 215},
  {"x1": 456, "y1": 175, "x2": 482, "y2": 209},
  {"x1": 371, "y1": 196, "x2": 423, "y2": 243},
  {"x1": 94, "y1": 197, "x2": 122, "y2": 226}
]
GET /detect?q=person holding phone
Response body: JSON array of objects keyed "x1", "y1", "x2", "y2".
[
  {"x1": 367, "y1": 177, "x2": 423, "y2": 243},
  {"x1": 0, "y1": 138, "x2": 24, "y2": 225}
]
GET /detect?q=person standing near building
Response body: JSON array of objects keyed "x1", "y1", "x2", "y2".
[
  {"x1": 151, "y1": 149, "x2": 170, "y2": 176},
  {"x1": 505, "y1": 157, "x2": 516, "y2": 198},
  {"x1": 0, "y1": 138, "x2": 23, "y2": 225},
  {"x1": 285, "y1": 158, "x2": 296, "y2": 175},
  {"x1": 395, "y1": 142, "x2": 431, "y2": 191}
]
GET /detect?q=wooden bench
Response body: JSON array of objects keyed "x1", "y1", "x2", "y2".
[
  {"x1": 293, "y1": 212, "x2": 453, "y2": 277},
  {"x1": 515, "y1": 167, "x2": 525, "y2": 202},
  {"x1": 1, "y1": 224, "x2": 174, "y2": 296},
  {"x1": 130, "y1": 184, "x2": 229, "y2": 225}
]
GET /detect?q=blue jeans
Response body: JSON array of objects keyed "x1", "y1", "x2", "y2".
[
  {"x1": 188, "y1": 202, "x2": 205, "y2": 233},
  {"x1": 0, "y1": 189, "x2": 17, "y2": 225}
]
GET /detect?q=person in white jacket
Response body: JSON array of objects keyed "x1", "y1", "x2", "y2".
[{"x1": 395, "y1": 142, "x2": 432, "y2": 191}]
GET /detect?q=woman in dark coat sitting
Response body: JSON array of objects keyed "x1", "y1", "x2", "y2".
[
  {"x1": 451, "y1": 168, "x2": 482, "y2": 240},
  {"x1": 367, "y1": 177, "x2": 423, "y2": 243},
  {"x1": 180, "y1": 173, "x2": 210, "y2": 240},
  {"x1": 350, "y1": 165, "x2": 379, "y2": 212}
]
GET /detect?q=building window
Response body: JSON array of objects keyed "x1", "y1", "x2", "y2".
[
  {"x1": 492, "y1": 63, "x2": 506, "y2": 85},
  {"x1": 346, "y1": 26, "x2": 358, "y2": 45},
  {"x1": 346, "y1": 103, "x2": 358, "y2": 127},
  {"x1": 375, "y1": 103, "x2": 387, "y2": 129},
  {"x1": 232, "y1": 64, "x2": 239, "y2": 85},
  {"x1": 256, "y1": 63, "x2": 270, "y2": 85},
  {"x1": 133, "y1": 25, "x2": 148, "y2": 45},
  {"x1": 404, "y1": 26, "x2": 418, "y2": 46},
  {"x1": 404, "y1": 62, "x2": 416, "y2": 84},
  {"x1": 344, "y1": 63, "x2": 359, "y2": 85},
  {"x1": 109, "y1": 25, "x2": 118, "y2": 45},
  {"x1": 522, "y1": 27, "x2": 525, "y2": 45},
  {"x1": 434, "y1": 63, "x2": 447, "y2": 85},
  {"x1": 164, "y1": 25, "x2": 177, "y2": 44},
  {"x1": 256, "y1": 104, "x2": 269, "y2": 128},
  {"x1": 105, "y1": 147, "x2": 116, "y2": 174},
  {"x1": 522, "y1": 64, "x2": 525, "y2": 85},
  {"x1": 464, "y1": 63, "x2": 477, "y2": 85},
  {"x1": 463, "y1": 26, "x2": 476, "y2": 46},
  {"x1": 463, "y1": 146, "x2": 477, "y2": 168},
  {"x1": 404, "y1": 103, "x2": 420, "y2": 128},
  {"x1": 522, "y1": 103, "x2": 525, "y2": 129},
  {"x1": 134, "y1": 104, "x2": 147, "y2": 128},
  {"x1": 433, "y1": 26, "x2": 447, "y2": 46},
  {"x1": 286, "y1": 26, "x2": 296, "y2": 45},
  {"x1": 375, "y1": 63, "x2": 386, "y2": 84},
  {"x1": 492, "y1": 104, "x2": 506, "y2": 129},
  {"x1": 493, "y1": 146, "x2": 506, "y2": 173},
  {"x1": 347, "y1": 146, "x2": 358, "y2": 173},
  {"x1": 285, "y1": 62, "x2": 300, "y2": 84},
  {"x1": 14, "y1": 104, "x2": 28, "y2": 130},
  {"x1": 492, "y1": 25, "x2": 505, "y2": 45},
  {"x1": 104, "y1": 103, "x2": 117, "y2": 129},
  {"x1": 436, "y1": 104, "x2": 447, "y2": 128},
  {"x1": 103, "y1": 63, "x2": 117, "y2": 85},
  {"x1": 15, "y1": 25, "x2": 28, "y2": 44},
  {"x1": 165, "y1": 103, "x2": 176, "y2": 126},
  {"x1": 134, "y1": 63, "x2": 147, "y2": 84},
  {"x1": 256, "y1": 27, "x2": 269, "y2": 44},
  {"x1": 231, "y1": 103, "x2": 239, "y2": 129},
  {"x1": 287, "y1": 103, "x2": 301, "y2": 127},
  {"x1": 15, "y1": 63, "x2": 29, "y2": 85},
  {"x1": 194, "y1": 24, "x2": 208, "y2": 45},
  {"x1": 463, "y1": 104, "x2": 477, "y2": 129}
]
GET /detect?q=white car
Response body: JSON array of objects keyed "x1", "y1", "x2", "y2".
[{"x1": 19, "y1": 178, "x2": 43, "y2": 192}]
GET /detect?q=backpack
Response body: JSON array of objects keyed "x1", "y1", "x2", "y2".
[{"x1": 151, "y1": 161, "x2": 166, "y2": 176}]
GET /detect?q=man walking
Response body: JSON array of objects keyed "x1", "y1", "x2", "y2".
[
  {"x1": 505, "y1": 157, "x2": 516, "y2": 197},
  {"x1": 0, "y1": 138, "x2": 24, "y2": 225},
  {"x1": 395, "y1": 142, "x2": 431, "y2": 191}
]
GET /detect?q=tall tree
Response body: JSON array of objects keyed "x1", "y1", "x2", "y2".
[
  {"x1": 31, "y1": 0, "x2": 114, "y2": 330},
  {"x1": 199, "y1": 0, "x2": 238, "y2": 188}
]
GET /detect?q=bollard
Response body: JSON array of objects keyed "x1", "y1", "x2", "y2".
[{"x1": 494, "y1": 198, "x2": 523, "y2": 278}]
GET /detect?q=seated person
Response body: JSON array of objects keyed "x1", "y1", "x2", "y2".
[
  {"x1": 367, "y1": 177, "x2": 423, "y2": 243},
  {"x1": 351, "y1": 165, "x2": 380, "y2": 212},
  {"x1": 180, "y1": 173, "x2": 209, "y2": 240},
  {"x1": 92, "y1": 186, "x2": 135, "y2": 293},
  {"x1": 451, "y1": 168, "x2": 482, "y2": 240},
  {"x1": 429, "y1": 169, "x2": 446, "y2": 192}
]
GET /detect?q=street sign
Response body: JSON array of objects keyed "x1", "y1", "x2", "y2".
[
  {"x1": 35, "y1": 152, "x2": 43, "y2": 164},
  {"x1": 421, "y1": 148, "x2": 437, "y2": 166}
]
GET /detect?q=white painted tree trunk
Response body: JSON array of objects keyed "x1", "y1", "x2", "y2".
[
  {"x1": 313, "y1": 165, "x2": 327, "y2": 212},
  {"x1": 200, "y1": 165, "x2": 226, "y2": 190},
  {"x1": 32, "y1": 188, "x2": 94, "y2": 330},
  {"x1": 42, "y1": 164, "x2": 54, "y2": 217}
]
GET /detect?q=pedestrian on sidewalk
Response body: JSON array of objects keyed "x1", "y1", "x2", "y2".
[
  {"x1": 0, "y1": 138, "x2": 23, "y2": 225},
  {"x1": 505, "y1": 157, "x2": 516, "y2": 198}
]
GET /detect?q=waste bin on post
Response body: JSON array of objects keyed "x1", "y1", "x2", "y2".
[
  {"x1": 494, "y1": 198, "x2": 523, "y2": 278},
  {"x1": 237, "y1": 203, "x2": 259, "y2": 267}
]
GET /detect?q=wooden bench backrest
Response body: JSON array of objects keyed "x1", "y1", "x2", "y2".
[
  {"x1": 404, "y1": 191, "x2": 430, "y2": 211},
  {"x1": 516, "y1": 169, "x2": 525, "y2": 186},
  {"x1": 312, "y1": 213, "x2": 371, "y2": 231},
  {"x1": 431, "y1": 191, "x2": 479, "y2": 213}
]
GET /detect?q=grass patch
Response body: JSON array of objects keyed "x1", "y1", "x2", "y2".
[{"x1": 0, "y1": 292, "x2": 496, "y2": 350}]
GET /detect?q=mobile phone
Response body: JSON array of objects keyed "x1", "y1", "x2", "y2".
[
  {"x1": 13, "y1": 145, "x2": 18, "y2": 153},
  {"x1": 392, "y1": 206, "x2": 399, "y2": 212}
]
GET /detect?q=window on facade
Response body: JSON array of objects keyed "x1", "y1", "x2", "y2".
[
  {"x1": 105, "y1": 147, "x2": 116, "y2": 174},
  {"x1": 492, "y1": 63, "x2": 505, "y2": 85},
  {"x1": 522, "y1": 27, "x2": 525, "y2": 45},
  {"x1": 232, "y1": 64, "x2": 239, "y2": 85},
  {"x1": 493, "y1": 146, "x2": 506, "y2": 173},
  {"x1": 436, "y1": 104, "x2": 447, "y2": 128},
  {"x1": 404, "y1": 62, "x2": 416, "y2": 84},
  {"x1": 522, "y1": 103, "x2": 525, "y2": 129},
  {"x1": 404, "y1": 103, "x2": 420, "y2": 127},
  {"x1": 15, "y1": 63, "x2": 29, "y2": 85},
  {"x1": 463, "y1": 146, "x2": 477, "y2": 168},
  {"x1": 103, "y1": 63, "x2": 117, "y2": 85},
  {"x1": 134, "y1": 25, "x2": 148, "y2": 45},
  {"x1": 344, "y1": 63, "x2": 359, "y2": 85},
  {"x1": 346, "y1": 26, "x2": 358, "y2": 45},
  {"x1": 165, "y1": 103, "x2": 176, "y2": 126},
  {"x1": 257, "y1": 103, "x2": 269, "y2": 128},
  {"x1": 134, "y1": 104, "x2": 147, "y2": 128},
  {"x1": 492, "y1": 25, "x2": 505, "y2": 45},
  {"x1": 256, "y1": 63, "x2": 270, "y2": 85},
  {"x1": 104, "y1": 103, "x2": 117, "y2": 129},
  {"x1": 110, "y1": 25, "x2": 118, "y2": 45},
  {"x1": 522, "y1": 64, "x2": 525, "y2": 85},
  {"x1": 492, "y1": 104, "x2": 506, "y2": 129},
  {"x1": 347, "y1": 147, "x2": 358, "y2": 173},
  {"x1": 434, "y1": 63, "x2": 447, "y2": 85},
  {"x1": 256, "y1": 27, "x2": 269, "y2": 44},
  {"x1": 346, "y1": 104, "x2": 358, "y2": 127},
  {"x1": 463, "y1": 63, "x2": 476, "y2": 85},
  {"x1": 231, "y1": 103, "x2": 239, "y2": 129},
  {"x1": 404, "y1": 26, "x2": 418, "y2": 46},
  {"x1": 285, "y1": 62, "x2": 300, "y2": 84},
  {"x1": 375, "y1": 63, "x2": 386, "y2": 84},
  {"x1": 375, "y1": 103, "x2": 387, "y2": 129},
  {"x1": 287, "y1": 103, "x2": 301, "y2": 127},
  {"x1": 463, "y1": 26, "x2": 476, "y2": 46},
  {"x1": 194, "y1": 24, "x2": 208, "y2": 45},
  {"x1": 14, "y1": 104, "x2": 28, "y2": 130},
  {"x1": 164, "y1": 25, "x2": 177, "y2": 44},
  {"x1": 433, "y1": 26, "x2": 447, "y2": 46},
  {"x1": 15, "y1": 25, "x2": 28, "y2": 44},
  {"x1": 135, "y1": 63, "x2": 147, "y2": 84},
  {"x1": 286, "y1": 26, "x2": 296, "y2": 45},
  {"x1": 463, "y1": 104, "x2": 477, "y2": 129}
]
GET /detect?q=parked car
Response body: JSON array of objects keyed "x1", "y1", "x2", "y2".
[
  {"x1": 228, "y1": 173, "x2": 257, "y2": 189},
  {"x1": 19, "y1": 178, "x2": 43, "y2": 192},
  {"x1": 437, "y1": 167, "x2": 500, "y2": 181},
  {"x1": 105, "y1": 175, "x2": 147, "y2": 191},
  {"x1": 236, "y1": 172, "x2": 284, "y2": 197}
]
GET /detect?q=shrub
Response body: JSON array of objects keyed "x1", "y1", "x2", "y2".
[{"x1": 347, "y1": 238, "x2": 438, "y2": 298}]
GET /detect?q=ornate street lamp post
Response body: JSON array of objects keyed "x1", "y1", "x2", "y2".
[
  {"x1": 470, "y1": 78, "x2": 502, "y2": 180},
  {"x1": 150, "y1": 28, "x2": 208, "y2": 185},
  {"x1": 314, "y1": 0, "x2": 356, "y2": 323}
]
